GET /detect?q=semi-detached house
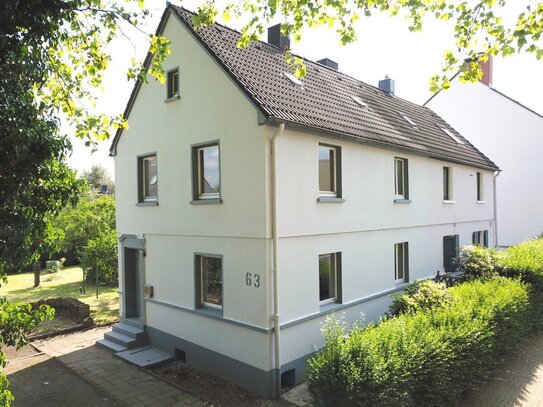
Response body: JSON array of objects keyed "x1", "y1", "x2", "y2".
[{"x1": 101, "y1": 3, "x2": 499, "y2": 398}]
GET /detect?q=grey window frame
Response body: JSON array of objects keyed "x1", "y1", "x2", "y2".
[
  {"x1": 191, "y1": 141, "x2": 221, "y2": 203},
  {"x1": 137, "y1": 153, "x2": 158, "y2": 203},
  {"x1": 318, "y1": 143, "x2": 342, "y2": 199},
  {"x1": 318, "y1": 252, "x2": 342, "y2": 305},
  {"x1": 443, "y1": 166, "x2": 452, "y2": 201},
  {"x1": 166, "y1": 67, "x2": 180, "y2": 100},
  {"x1": 472, "y1": 230, "x2": 489, "y2": 247},
  {"x1": 394, "y1": 157, "x2": 409, "y2": 200},
  {"x1": 476, "y1": 172, "x2": 484, "y2": 201},
  {"x1": 394, "y1": 242, "x2": 409, "y2": 283},
  {"x1": 194, "y1": 253, "x2": 223, "y2": 311}
]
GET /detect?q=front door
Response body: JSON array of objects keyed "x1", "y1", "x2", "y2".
[
  {"x1": 124, "y1": 247, "x2": 141, "y2": 319},
  {"x1": 443, "y1": 235, "x2": 459, "y2": 273}
]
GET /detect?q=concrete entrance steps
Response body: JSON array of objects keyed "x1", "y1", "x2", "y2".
[{"x1": 96, "y1": 322, "x2": 173, "y2": 368}]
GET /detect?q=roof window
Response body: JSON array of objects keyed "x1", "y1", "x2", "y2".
[
  {"x1": 439, "y1": 126, "x2": 465, "y2": 145},
  {"x1": 399, "y1": 112, "x2": 417, "y2": 128},
  {"x1": 283, "y1": 72, "x2": 304, "y2": 88},
  {"x1": 350, "y1": 96, "x2": 368, "y2": 109}
]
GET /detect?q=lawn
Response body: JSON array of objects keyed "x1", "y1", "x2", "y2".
[{"x1": 0, "y1": 266, "x2": 119, "y2": 326}]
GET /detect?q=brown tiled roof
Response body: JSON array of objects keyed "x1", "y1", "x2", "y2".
[{"x1": 112, "y1": 4, "x2": 499, "y2": 171}]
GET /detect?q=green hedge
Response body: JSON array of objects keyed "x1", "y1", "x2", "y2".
[{"x1": 307, "y1": 277, "x2": 532, "y2": 406}]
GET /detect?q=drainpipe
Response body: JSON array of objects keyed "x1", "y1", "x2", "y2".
[
  {"x1": 271, "y1": 122, "x2": 285, "y2": 398},
  {"x1": 493, "y1": 170, "x2": 501, "y2": 247}
]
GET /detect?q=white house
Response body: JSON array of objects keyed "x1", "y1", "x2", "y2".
[
  {"x1": 426, "y1": 57, "x2": 543, "y2": 246},
  {"x1": 100, "y1": 4, "x2": 499, "y2": 398}
]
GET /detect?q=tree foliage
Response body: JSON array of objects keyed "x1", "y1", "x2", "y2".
[
  {"x1": 82, "y1": 164, "x2": 115, "y2": 195},
  {"x1": 195, "y1": 0, "x2": 543, "y2": 90}
]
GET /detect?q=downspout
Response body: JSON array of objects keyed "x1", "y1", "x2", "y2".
[
  {"x1": 493, "y1": 170, "x2": 501, "y2": 247},
  {"x1": 271, "y1": 122, "x2": 285, "y2": 398}
]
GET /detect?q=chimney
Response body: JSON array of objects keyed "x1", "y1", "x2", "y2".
[
  {"x1": 479, "y1": 55, "x2": 493, "y2": 87},
  {"x1": 317, "y1": 58, "x2": 338, "y2": 71},
  {"x1": 378, "y1": 76, "x2": 395, "y2": 95},
  {"x1": 268, "y1": 24, "x2": 290, "y2": 52}
]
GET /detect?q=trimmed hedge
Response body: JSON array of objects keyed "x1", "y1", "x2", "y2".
[{"x1": 307, "y1": 277, "x2": 532, "y2": 406}]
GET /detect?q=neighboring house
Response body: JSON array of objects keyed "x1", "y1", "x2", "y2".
[
  {"x1": 426, "y1": 57, "x2": 543, "y2": 246},
  {"x1": 101, "y1": 4, "x2": 498, "y2": 398}
]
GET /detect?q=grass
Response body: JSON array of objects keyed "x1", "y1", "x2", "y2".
[{"x1": 0, "y1": 266, "x2": 119, "y2": 326}]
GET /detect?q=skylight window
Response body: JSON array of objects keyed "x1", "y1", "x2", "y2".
[
  {"x1": 399, "y1": 112, "x2": 417, "y2": 128},
  {"x1": 440, "y1": 126, "x2": 465, "y2": 145},
  {"x1": 350, "y1": 95, "x2": 368, "y2": 109},
  {"x1": 283, "y1": 72, "x2": 304, "y2": 88}
]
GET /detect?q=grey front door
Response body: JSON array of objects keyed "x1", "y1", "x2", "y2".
[{"x1": 124, "y1": 247, "x2": 140, "y2": 319}]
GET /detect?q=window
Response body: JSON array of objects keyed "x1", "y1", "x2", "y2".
[
  {"x1": 443, "y1": 166, "x2": 452, "y2": 201},
  {"x1": 476, "y1": 172, "x2": 484, "y2": 201},
  {"x1": 394, "y1": 242, "x2": 409, "y2": 282},
  {"x1": 443, "y1": 235, "x2": 459, "y2": 273},
  {"x1": 138, "y1": 154, "x2": 158, "y2": 202},
  {"x1": 196, "y1": 255, "x2": 222, "y2": 309},
  {"x1": 192, "y1": 142, "x2": 221, "y2": 201},
  {"x1": 350, "y1": 95, "x2": 368, "y2": 109},
  {"x1": 394, "y1": 157, "x2": 409, "y2": 200},
  {"x1": 399, "y1": 112, "x2": 417, "y2": 128},
  {"x1": 319, "y1": 144, "x2": 342, "y2": 198},
  {"x1": 319, "y1": 253, "x2": 341, "y2": 304},
  {"x1": 283, "y1": 72, "x2": 304, "y2": 88},
  {"x1": 472, "y1": 230, "x2": 489, "y2": 247},
  {"x1": 167, "y1": 68, "x2": 179, "y2": 99},
  {"x1": 439, "y1": 126, "x2": 465, "y2": 145}
]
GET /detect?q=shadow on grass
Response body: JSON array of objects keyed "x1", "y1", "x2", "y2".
[
  {"x1": 6, "y1": 280, "x2": 84, "y2": 303},
  {"x1": 461, "y1": 331, "x2": 543, "y2": 407}
]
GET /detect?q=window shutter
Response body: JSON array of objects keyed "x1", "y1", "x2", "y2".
[
  {"x1": 483, "y1": 230, "x2": 489, "y2": 248},
  {"x1": 472, "y1": 231, "x2": 477, "y2": 245},
  {"x1": 454, "y1": 234, "x2": 460, "y2": 258},
  {"x1": 443, "y1": 236, "x2": 456, "y2": 272}
]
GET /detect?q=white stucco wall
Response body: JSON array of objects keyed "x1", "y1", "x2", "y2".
[{"x1": 427, "y1": 79, "x2": 543, "y2": 246}]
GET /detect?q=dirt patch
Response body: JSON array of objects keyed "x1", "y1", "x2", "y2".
[
  {"x1": 151, "y1": 361, "x2": 291, "y2": 407},
  {"x1": 31, "y1": 314, "x2": 83, "y2": 338}
]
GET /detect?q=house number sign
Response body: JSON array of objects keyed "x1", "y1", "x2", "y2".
[{"x1": 245, "y1": 272, "x2": 261, "y2": 288}]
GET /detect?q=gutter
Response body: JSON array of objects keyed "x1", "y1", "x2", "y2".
[
  {"x1": 270, "y1": 122, "x2": 285, "y2": 398},
  {"x1": 493, "y1": 170, "x2": 501, "y2": 247}
]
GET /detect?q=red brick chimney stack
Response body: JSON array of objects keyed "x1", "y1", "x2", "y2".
[{"x1": 479, "y1": 55, "x2": 493, "y2": 87}]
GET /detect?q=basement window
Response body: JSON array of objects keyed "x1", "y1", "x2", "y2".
[
  {"x1": 283, "y1": 72, "x2": 304, "y2": 88},
  {"x1": 350, "y1": 95, "x2": 368, "y2": 109},
  {"x1": 399, "y1": 112, "x2": 417, "y2": 128},
  {"x1": 439, "y1": 126, "x2": 465, "y2": 145}
]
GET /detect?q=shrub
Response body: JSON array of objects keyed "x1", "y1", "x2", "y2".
[
  {"x1": 455, "y1": 245, "x2": 503, "y2": 279},
  {"x1": 390, "y1": 280, "x2": 452, "y2": 316},
  {"x1": 80, "y1": 228, "x2": 118, "y2": 286},
  {"x1": 307, "y1": 277, "x2": 532, "y2": 407},
  {"x1": 501, "y1": 238, "x2": 543, "y2": 287}
]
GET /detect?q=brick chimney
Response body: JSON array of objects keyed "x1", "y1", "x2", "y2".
[
  {"x1": 479, "y1": 55, "x2": 493, "y2": 87},
  {"x1": 268, "y1": 24, "x2": 290, "y2": 52}
]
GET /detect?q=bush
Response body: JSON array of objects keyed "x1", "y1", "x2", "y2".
[
  {"x1": 501, "y1": 238, "x2": 543, "y2": 287},
  {"x1": 307, "y1": 277, "x2": 532, "y2": 407},
  {"x1": 390, "y1": 280, "x2": 452, "y2": 316},
  {"x1": 80, "y1": 228, "x2": 118, "y2": 286},
  {"x1": 455, "y1": 245, "x2": 503, "y2": 279}
]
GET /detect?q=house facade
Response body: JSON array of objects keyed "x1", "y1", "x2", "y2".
[
  {"x1": 106, "y1": 4, "x2": 498, "y2": 398},
  {"x1": 426, "y1": 58, "x2": 543, "y2": 246}
]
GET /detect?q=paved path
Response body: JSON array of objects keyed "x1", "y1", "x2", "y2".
[{"x1": 18, "y1": 326, "x2": 205, "y2": 407}]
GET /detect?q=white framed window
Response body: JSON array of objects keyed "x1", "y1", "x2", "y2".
[
  {"x1": 439, "y1": 126, "x2": 465, "y2": 145},
  {"x1": 166, "y1": 68, "x2": 179, "y2": 99},
  {"x1": 192, "y1": 142, "x2": 221, "y2": 200},
  {"x1": 196, "y1": 254, "x2": 222, "y2": 310},
  {"x1": 319, "y1": 253, "x2": 341, "y2": 304},
  {"x1": 138, "y1": 154, "x2": 158, "y2": 202},
  {"x1": 399, "y1": 112, "x2": 417, "y2": 128},
  {"x1": 394, "y1": 157, "x2": 408, "y2": 200},
  {"x1": 476, "y1": 172, "x2": 484, "y2": 201},
  {"x1": 472, "y1": 230, "x2": 489, "y2": 247},
  {"x1": 319, "y1": 144, "x2": 341, "y2": 198},
  {"x1": 443, "y1": 166, "x2": 453, "y2": 201},
  {"x1": 394, "y1": 242, "x2": 409, "y2": 282}
]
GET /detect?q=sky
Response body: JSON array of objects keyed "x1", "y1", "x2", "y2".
[{"x1": 68, "y1": 0, "x2": 543, "y2": 178}]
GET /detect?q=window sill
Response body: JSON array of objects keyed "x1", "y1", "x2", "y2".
[
  {"x1": 195, "y1": 306, "x2": 223, "y2": 318},
  {"x1": 393, "y1": 199, "x2": 411, "y2": 204},
  {"x1": 136, "y1": 201, "x2": 158, "y2": 207},
  {"x1": 476, "y1": 200, "x2": 486, "y2": 204},
  {"x1": 442, "y1": 200, "x2": 455, "y2": 204},
  {"x1": 164, "y1": 94, "x2": 180, "y2": 103},
  {"x1": 319, "y1": 301, "x2": 342, "y2": 312},
  {"x1": 317, "y1": 196, "x2": 345, "y2": 203},
  {"x1": 190, "y1": 198, "x2": 223, "y2": 205},
  {"x1": 395, "y1": 280, "x2": 409, "y2": 287}
]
